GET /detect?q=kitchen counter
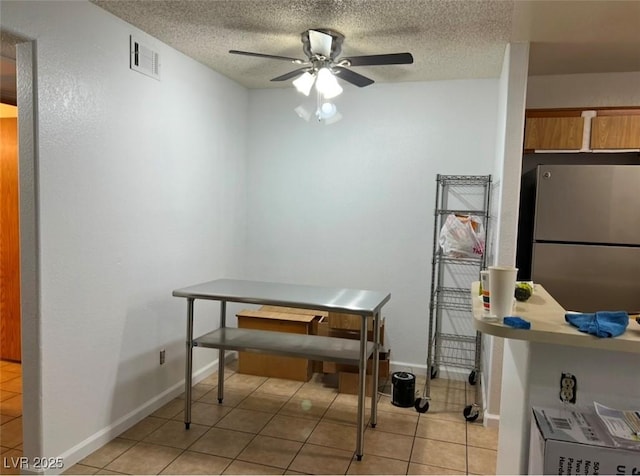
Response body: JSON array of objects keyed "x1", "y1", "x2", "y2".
[
  {"x1": 471, "y1": 282, "x2": 640, "y2": 474},
  {"x1": 471, "y1": 282, "x2": 640, "y2": 353}
]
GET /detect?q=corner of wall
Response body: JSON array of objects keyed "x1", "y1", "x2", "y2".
[
  {"x1": 16, "y1": 37, "x2": 44, "y2": 463},
  {"x1": 484, "y1": 41, "x2": 530, "y2": 424}
]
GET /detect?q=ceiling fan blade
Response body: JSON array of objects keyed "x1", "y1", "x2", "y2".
[
  {"x1": 332, "y1": 66, "x2": 374, "y2": 88},
  {"x1": 229, "y1": 49, "x2": 304, "y2": 64},
  {"x1": 342, "y1": 52, "x2": 414, "y2": 67},
  {"x1": 270, "y1": 68, "x2": 309, "y2": 82},
  {"x1": 308, "y1": 29, "x2": 333, "y2": 57}
]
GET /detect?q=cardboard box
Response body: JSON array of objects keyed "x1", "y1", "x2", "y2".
[
  {"x1": 316, "y1": 320, "x2": 385, "y2": 346},
  {"x1": 328, "y1": 311, "x2": 374, "y2": 331},
  {"x1": 529, "y1": 406, "x2": 640, "y2": 475},
  {"x1": 323, "y1": 351, "x2": 390, "y2": 377},
  {"x1": 318, "y1": 319, "x2": 387, "y2": 393},
  {"x1": 256, "y1": 305, "x2": 327, "y2": 372},
  {"x1": 260, "y1": 305, "x2": 328, "y2": 319},
  {"x1": 331, "y1": 352, "x2": 390, "y2": 396},
  {"x1": 237, "y1": 308, "x2": 322, "y2": 382},
  {"x1": 337, "y1": 369, "x2": 389, "y2": 397},
  {"x1": 260, "y1": 305, "x2": 327, "y2": 335}
]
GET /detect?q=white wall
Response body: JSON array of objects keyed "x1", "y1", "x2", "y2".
[
  {"x1": 527, "y1": 71, "x2": 640, "y2": 108},
  {"x1": 1, "y1": 0, "x2": 544, "y2": 463},
  {"x1": 483, "y1": 43, "x2": 529, "y2": 426},
  {"x1": 245, "y1": 80, "x2": 499, "y2": 368},
  {"x1": 1, "y1": 0, "x2": 248, "y2": 464},
  {"x1": 492, "y1": 43, "x2": 529, "y2": 269},
  {"x1": 482, "y1": 45, "x2": 510, "y2": 427}
]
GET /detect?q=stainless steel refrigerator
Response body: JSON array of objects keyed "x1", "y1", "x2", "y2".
[{"x1": 530, "y1": 164, "x2": 640, "y2": 313}]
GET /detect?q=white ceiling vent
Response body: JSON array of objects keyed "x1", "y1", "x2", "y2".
[{"x1": 130, "y1": 35, "x2": 160, "y2": 80}]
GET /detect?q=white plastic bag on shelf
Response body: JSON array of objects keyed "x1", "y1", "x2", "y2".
[{"x1": 438, "y1": 214, "x2": 485, "y2": 258}]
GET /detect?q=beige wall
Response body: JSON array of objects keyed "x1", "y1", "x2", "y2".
[{"x1": 526, "y1": 72, "x2": 640, "y2": 108}]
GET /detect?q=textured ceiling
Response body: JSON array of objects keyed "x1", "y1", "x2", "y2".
[
  {"x1": 92, "y1": 0, "x2": 516, "y2": 88},
  {"x1": 88, "y1": 0, "x2": 640, "y2": 89},
  {"x1": 1, "y1": 0, "x2": 639, "y2": 100}
]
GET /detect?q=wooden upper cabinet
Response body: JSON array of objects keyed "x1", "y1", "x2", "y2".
[
  {"x1": 524, "y1": 116, "x2": 584, "y2": 150},
  {"x1": 524, "y1": 108, "x2": 640, "y2": 152},
  {"x1": 591, "y1": 114, "x2": 640, "y2": 149}
]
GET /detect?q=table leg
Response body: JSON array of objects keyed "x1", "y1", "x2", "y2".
[
  {"x1": 217, "y1": 301, "x2": 226, "y2": 404},
  {"x1": 356, "y1": 314, "x2": 367, "y2": 460},
  {"x1": 184, "y1": 298, "x2": 194, "y2": 429},
  {"x1": 371, "y1": 311, "x2": 380, "y2": 428}
]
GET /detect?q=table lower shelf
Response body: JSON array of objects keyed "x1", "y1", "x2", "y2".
[{"x1": 194, "y1": 327, "x2": 375, "y2": 365}]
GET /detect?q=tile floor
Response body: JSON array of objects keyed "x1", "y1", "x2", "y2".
[
  {"x1": 0, "y1": 359, "x2": 23, "y2": 474},
  {"x1": 1, "y1": 361, "x2": 498, "y2": 475}
]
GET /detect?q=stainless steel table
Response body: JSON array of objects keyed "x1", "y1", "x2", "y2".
[{"x1": 173, "y1": 278, "x2": 391, "y2": 459}]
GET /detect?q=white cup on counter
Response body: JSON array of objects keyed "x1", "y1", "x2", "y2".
[{"x1": 488, "y1": 266, "x2": 518, "y2": 320}]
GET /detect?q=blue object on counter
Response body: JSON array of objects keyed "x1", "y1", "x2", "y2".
[
  {"x1": 565, "y1": 311, "x2": 629, "y2": 338},
  {"x1": 503, "y1": 316, "x2": 531, "y2": 330}
]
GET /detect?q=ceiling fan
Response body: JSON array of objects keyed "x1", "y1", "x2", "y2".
[{"x1": 230, "y1": 28, "x2": 414, "y2": 122}]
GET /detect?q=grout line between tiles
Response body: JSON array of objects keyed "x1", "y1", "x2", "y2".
[
  {"x1": 44, "y1": 365, "x2": 498, "y2": 475},
  {"x1": 402, "y1": 403, "x2": 422, "y2": 474},
  {"x1": 273, "y1": 377, "x2": 331, "y2": 474}
]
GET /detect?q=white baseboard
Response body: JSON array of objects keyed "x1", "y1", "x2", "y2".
[
  {"x1": 389, "y1": 360, "x2": 470, "y2": 382},
  {"x1": 389, "y1": 360, "x2": 427, "y2": 376},
  {"x1": 483, "y1": 409, "x2": 500, "y2": 428},
  {"x1": 51, "y1": 356, "x2": 230, "y2": 474},
  {"x1": 480, "y1": 371, "x2": 500, "y2": 428}
]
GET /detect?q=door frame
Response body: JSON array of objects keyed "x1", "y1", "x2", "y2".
[{"x1": 16, "y1": 38, "x2": 43, "y2": 464}]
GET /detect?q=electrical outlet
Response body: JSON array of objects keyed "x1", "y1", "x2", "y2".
[
  {"x1": 160, "y1": 349, "x2": 166, "y2": 365},
  {"x1": 559, "y1": 372, "x2": 577, "y2": 403}
]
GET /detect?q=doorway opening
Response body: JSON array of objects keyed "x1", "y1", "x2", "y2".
[{"x1": 0, "y1": 30, "x2": 38, "y2": 463}]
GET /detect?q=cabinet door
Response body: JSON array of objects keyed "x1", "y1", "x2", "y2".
[
  {"x1": 524, "y1": 116, "x2": 584, "y2": 150},
  {"x1": 591, "y1": 115, "x2": 640, "y2": 149},
  {"x1": 1, "y1": 118, "x2": 21, "y2": 362}
]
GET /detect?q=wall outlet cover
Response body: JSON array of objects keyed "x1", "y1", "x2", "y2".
[{"x1": 559, "y1": 372, "x2": 577, "y2": 404}]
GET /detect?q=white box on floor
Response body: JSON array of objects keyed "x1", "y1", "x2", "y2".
[{"x1": 528, "y1": 406, "x2": 640, "y2": 475}]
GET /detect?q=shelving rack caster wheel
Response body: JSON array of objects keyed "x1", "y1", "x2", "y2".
[
  {"x1": 468, "y1": 370, "x2": 478, "y2": 386},
  {"x1": 356, "y1": 455, "x2": 362, "y2": 461},
  {"x1": 185, "y1": 422, "x2": 190, "y2": 430},
  {"x1": 463, "y1": 404, "x2": 480, "y2": 422},
  {"x1": 414, "y1": 397, "x2": 430, "y2": 413},
  {"x1": 218, "y1": 398, "x2": 223, "y2": 404},
  {"x1": 430, "y1": 365, "x2": 439, "y2": 380}
]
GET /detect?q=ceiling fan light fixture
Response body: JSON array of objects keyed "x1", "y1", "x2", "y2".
[
  {"x1": 293, "y1": 71, "x2": 315, "y2": 96},
  {"x1": 316, "y1": 101, "x2": 337, "y2": 121},
  {"x1": 294, "y1": 104, "x2": 312, "y2": 122},
  {"x1": 315, "y1": 67, "x2": 342, "y2": 99},
  {"x1": 320, "y1": 101, "x2": 336, "y2": 116},
  {"x1": 231, "y1": 28, "x2": 415, "y2": 125},
  {"x1": 323, "y1": 111, "x2": 342, "y2": 125}
]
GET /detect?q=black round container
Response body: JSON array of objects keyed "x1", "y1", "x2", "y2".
[{"x1": 391, "y1": 371, "x2": 415, "y2": 407}]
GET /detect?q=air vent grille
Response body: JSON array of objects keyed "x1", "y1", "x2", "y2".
[{"x1": 130, "y1": 35, "x2": 160, "y2": 80}]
